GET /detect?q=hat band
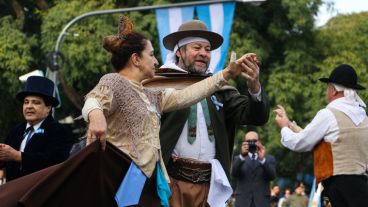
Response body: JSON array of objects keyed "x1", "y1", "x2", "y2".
[{"x1": 173, "y1": 37, "x2": 210, "y2": 53}]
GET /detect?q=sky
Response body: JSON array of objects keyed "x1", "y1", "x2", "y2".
[{"x1": 316, "y1": 0, "x2": 368, "y2": 27}]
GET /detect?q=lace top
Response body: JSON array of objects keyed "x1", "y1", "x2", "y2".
[{"x1": 84, "y1": 72, "x2": 226, "y2": 181}]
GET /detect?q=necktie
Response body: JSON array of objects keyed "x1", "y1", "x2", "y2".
[
  {"x1": 24, "y1": 126, "x2": 34, "y2": 145},
  {"x1": 187, "y1": 99, "x2": 214, "y2": 144},
  {"x1": 250, "y1": 154, "x2": 257, "y2": 170}
]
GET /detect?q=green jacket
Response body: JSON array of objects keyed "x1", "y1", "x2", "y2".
[{"x1": 159, "y1": 86, "x2": 269, "y2": 177}]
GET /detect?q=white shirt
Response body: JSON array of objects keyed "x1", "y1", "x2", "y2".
[
  {"x1": 173, "y1": 91, "x2": 262, "y2": 161},
  {"x1": 173, "y1": 102, "x2": 215, "y2": 161},
  {"x1": 281, "y1": 97, "x2": 366, "y2": 152},
  {"x1": 167, "y1": 63, "x2": 262, "y2": 161},
  {"x1": 20, "y1": 121, "x2": 44, "y2": 152},
  {"x1": 239, "y1": 153, "x2": 266, "y2": 164}
]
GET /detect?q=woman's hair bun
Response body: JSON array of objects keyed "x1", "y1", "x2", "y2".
[
  {"x1": 118, "y1": 15, "x2": 133, "y2": 38},
  {"x1": 102, "y1": 35, "x2": 122, "y2": 53},
  {"x1": 102, "y1": 16, "x2": 134, "y2": 53}
]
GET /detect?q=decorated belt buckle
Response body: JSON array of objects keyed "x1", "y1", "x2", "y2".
[{"x1": 191, "y1": 169, "x2": 206, "y2": 183}]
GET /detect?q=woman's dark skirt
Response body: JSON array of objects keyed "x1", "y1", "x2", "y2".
[{"x1": 0, "y1": 141, "x2": 160, "y2": 207}]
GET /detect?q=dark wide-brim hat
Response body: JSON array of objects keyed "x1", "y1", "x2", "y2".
[
  {"x1": 163, "y1": 20, "x2": 224, "y2": 51},
  {"x1": 16, "y1": 76, "x2": 59, "y2": 107},
  {"x1": 319, "y1": 64, "x2": 366, "y2": 90}
]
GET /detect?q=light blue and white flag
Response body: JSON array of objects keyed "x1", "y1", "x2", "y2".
[
  {"x1": 197, "y1": 2, "x2": 235, "y2": 73},
  {"x1": 308, "y1": 178, "x2": 322, "y2": 207},
  {"x1": 155, "y1": 7, "x2": 195, "y2": 63},
  {"x1": 115, "y1": 162, "x2": 146, "y2": 207}
]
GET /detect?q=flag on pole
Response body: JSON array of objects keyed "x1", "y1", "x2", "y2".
[
  {"x1": 155, "y1": 7, "x2": 195, "y2": 63},
  {"x1": 196, "y1": 2, "x2": 235, "y2": 73}
]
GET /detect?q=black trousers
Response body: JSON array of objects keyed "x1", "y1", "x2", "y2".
[{"x1": 322, "y1": 175, "x2": 368, "y2": 207}]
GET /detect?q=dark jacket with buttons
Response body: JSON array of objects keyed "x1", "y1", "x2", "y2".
[{"x1": 4, "y1": 115, "x2": 73, "y2": 181}]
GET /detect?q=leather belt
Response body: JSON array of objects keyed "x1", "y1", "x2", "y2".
[{"x1": 167, "y1": 157, "x2": 211, "y2": 184}]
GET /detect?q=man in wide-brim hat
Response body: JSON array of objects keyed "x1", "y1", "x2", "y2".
[
  {"x1": 158, "y1": 20, "x2": 270, "y2": 207},
  {"x1": 275, "y1": 64, "x2": 368, "y2": 207},
  {"x1": 0, "y1": 76, "x2": 73, "y2": 181},
  {"x1": 161, "y1": 20, "x2": 223, "y2": 73}
]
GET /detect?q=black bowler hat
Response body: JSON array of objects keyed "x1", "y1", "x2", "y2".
[
  {"x1": 16, "y1": 76, "x2": 59, "y2": 107},
  {"x1": 319, "y1": 64, "x2": 365, "y2": 90}
]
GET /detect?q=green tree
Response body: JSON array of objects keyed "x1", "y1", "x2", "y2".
[{"x1": 0, "y1": 16, "x2": 37, "y2": 139}]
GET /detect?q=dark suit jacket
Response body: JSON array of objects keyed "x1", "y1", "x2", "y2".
[
  {"x1": 231, "y1": 154, "x2": 276, "y2": 207},
  {"x1": 160, "y1": 87, "x2": 269, "y2": 177},
  {"x1": 4, "y1": 115, "x2": 73, "y2": 181}
]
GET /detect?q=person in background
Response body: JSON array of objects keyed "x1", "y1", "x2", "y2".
[
  {"x1": 274, "y1": 64, "x2": 368, "y2": 207},
  {"x1": 278, "y1": 188, "x2": 291, "y2": 207},
  {"x1": 282, "y1": 182, "x2": 308, "y2": 207},
  {"x1": 271, "y1": 184, "x2": 281, "y2": 207},
  {"x1": 231, "y1": 131, "x2": 276, "y2": 207},
  {"x1": 0, "y1": 169, "x2": 6, "y2": 185},
  {"x1": 159, "y1": 19, "x2": 270, "y2": 207},
  {"x1": 0, "y1": 76, "x2": 73, "y2": 181}
]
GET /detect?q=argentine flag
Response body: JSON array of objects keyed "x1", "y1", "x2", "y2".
[
  {"x1": 155, "y1": 3, "x2": 235, "y2": 74},
  {"x1": 155, "y1": 6, "x2": 195, "y2": 64},
  {"x1": 196, "y1": 2, "x2": 235, "y2": 73}
]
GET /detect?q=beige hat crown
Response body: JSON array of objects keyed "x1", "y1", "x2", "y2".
[{"x1": 163, "y1": 20, "x2": 223, "y2": 51}]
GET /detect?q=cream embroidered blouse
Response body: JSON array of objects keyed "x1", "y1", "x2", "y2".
[{"x1": 82, "y1": 72, "x2": 227, "y2": 181}]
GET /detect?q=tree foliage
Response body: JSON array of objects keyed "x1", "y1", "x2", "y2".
[{"x1": 0, "y1": 15, "x2": 37, "y2": 139}]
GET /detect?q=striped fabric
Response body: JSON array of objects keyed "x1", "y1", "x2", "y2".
[
  {"x1": 196, "y1": 2, "x2": 235, "y2": 73},
  {"x1": 155, "y1": 6, "x2": 195, "y2": 63}
]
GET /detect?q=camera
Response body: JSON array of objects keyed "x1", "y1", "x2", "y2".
[{"x1": 247, "y1": 140, "x2": 257, "y2": 153}]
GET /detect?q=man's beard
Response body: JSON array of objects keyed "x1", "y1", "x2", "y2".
[{"x1": 186, "y1": 62, "x2": 209, "y2": 74}]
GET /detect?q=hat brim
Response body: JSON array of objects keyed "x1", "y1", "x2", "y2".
[
  {"x1": 319, "y1": 78, "x2": 366, "y2": 90},
  {"x1": 163, "y1": 30, "x2": 223, "y2": 51},
  {"x1": 16, "y1": 91, "x2": 59, "y2": 107}
]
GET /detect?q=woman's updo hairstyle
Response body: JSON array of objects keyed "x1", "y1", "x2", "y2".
[{"x1": 103, "y1": 16, "x2": 148, "y2": 72}]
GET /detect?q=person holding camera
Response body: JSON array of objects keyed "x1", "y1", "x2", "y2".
[{"x1": 231, "y1": 131, "x2": 276, "y2": 207}]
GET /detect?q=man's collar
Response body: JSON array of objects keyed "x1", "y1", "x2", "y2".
[
  {"x1": 27, "y1": 119, "x2": 45, "y2": 130},
  {"x1": 160, "y1": 62, "x2": 188, "y2": 73}
]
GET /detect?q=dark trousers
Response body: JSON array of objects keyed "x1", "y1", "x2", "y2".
[{"x1": 322, "y1": 175, "x2": 368, "y2": 207}]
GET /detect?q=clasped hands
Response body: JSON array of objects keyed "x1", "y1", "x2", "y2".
[{"x1": 222, "y1": 52, "x2": 261, "y2": 94}]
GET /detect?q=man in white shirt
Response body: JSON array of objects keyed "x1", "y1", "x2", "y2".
[{"x1": 274, "y1": 64, "x2": 368, "y2": 207}]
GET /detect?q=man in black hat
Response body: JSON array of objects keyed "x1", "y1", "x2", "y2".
[
  {"x1": 0, "y1": 76, "x2": 73, "y2": 181},
  {"x1": 275, "y1": 64, "x2": 368, "y2": 207},
  {"x1": 159, "y1": 20, "x2": 270, "y2": 207}
]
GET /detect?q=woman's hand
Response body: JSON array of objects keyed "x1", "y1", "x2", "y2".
[{"x1": 87, "y1": 109, "x2": 107, "y2": 150}]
